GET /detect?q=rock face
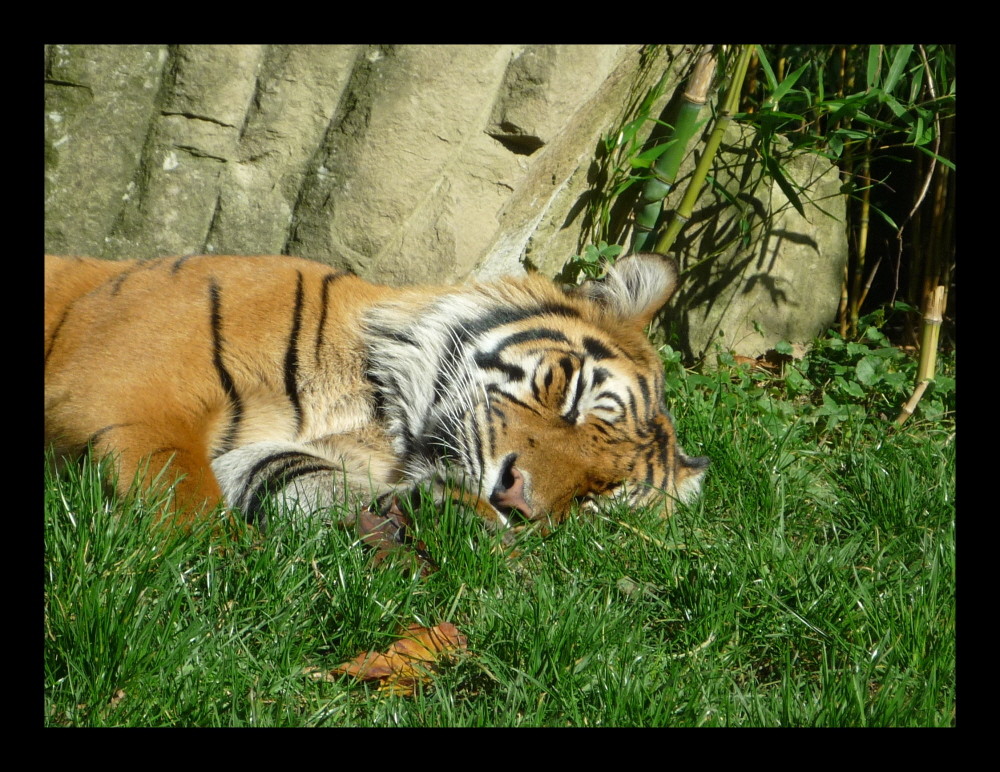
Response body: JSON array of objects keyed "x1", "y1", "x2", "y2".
[
  {"x1": 45, "y1": 44, "x2": 847, "y2": 360},
  {"x1": 664, "y1": 124, "x2": 849, "y2": 362}
]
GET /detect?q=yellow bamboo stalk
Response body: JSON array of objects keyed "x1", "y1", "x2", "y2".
[
  {"x1": 896, "y1": 285, "x2": 946, "y2": 425},
  {"x1": 848, "y1": 139, "x2": 872, "y2": 337}
]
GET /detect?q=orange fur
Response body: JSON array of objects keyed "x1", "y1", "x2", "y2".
[
  {"x1": 45, "y1": 253, "x2": 708, "y2": 529},
  {"x1": 46, "y1": 255, "x2": 381, "y2": 517}
]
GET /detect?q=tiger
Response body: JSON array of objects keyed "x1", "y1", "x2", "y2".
[{"x1": 44, "y1": 252, "x2": 708, "y2": 540}]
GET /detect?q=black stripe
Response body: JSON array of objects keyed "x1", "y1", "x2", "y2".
[
  {"x1": 248, "y1": 462, "x2": 334, "y2": 526},
  {"x1": 314, "y1": 272, "x2": 345, "y2": 366},
  {"x1": 596, "y1": 389, "x2": 626, "y2": 415},
  {"x1": 86, "y1": 423, "x2": 131, "y2": 448},
  {"x1": 558, "y1": 355, "x2": 574, "y2": 382},
  {"x1": 239, "y1": 450, "x2": 333, "y2": 526},
  {"x1": 365, "y1": 371, "x2": 389, "y2": 421},
  {"x1": 583, "y1": 336, "x2": 615, "y2": 360},
  {"x1": 636, "y1": 374, "x2": 651, "y2": 419},
  {"x1": 109, "y1": 257, "x2": 161, "y2": 295},
  {"x1": 399, "y1": 418, "x2": 417, "y2": 460},
  {"x1": 486, "y1": 403, "x2": 504, "y2": 458},
  {"x1": 109, "y1": 267, "x2": 135, "y2": 296},
  {"x1": 495, "y1": 327, "x2": 571, "y2": 350},
  {"x1": 473, "y1": 350, "x2": 525, "y2": 381},
  {"x1": 209, "y1": 280, "x2": 243, "y2": 454},
  {"x1": 171, "y1": 254, "x2": 198, "y2": 273},
  {"x1": 47, "y1": 260, "x2": 151, "y2": 363},
  {"x1": 432, "y1": 302, "x2": 581, "y2": 412},
  {"x1": 625, "y1": 385, "x2": 638, "y2": 419},
  {"x1": 468, "y1": 408, "x2": 485, "y2": 480},
  {"x1": 284, "y1": 272, "x2": 304, "y2": 434},
  {"x1": 649, "y1": 420, "x2": 671, "y2": 488},
  {"x1": 468, "y1": 302, "x2": 581, "y2": 335},
  {"x1": 242, "y1": 450, "x2": 312, "y2": 496},
  {"x1": 643, "y1": 446, "x2": 658, "y2": 488},
  {"x1": 563, "y1": 359, "x2": 585, "y2": 424},
  {"x1": 589, "y1": 421, "x2": 612, "y2": 437},
  {"x1": 487, "y1": 385, "x2": 540, "y2": 416},
  {"x1": 532, "y1": 361, "x2": 549, "y2": 403},
  {"x1": 382, "y1": 329, "x2": 421, "y2": 347},
  {"x1": 44, "y1": 307, "x2": 72, "y2": 365}
]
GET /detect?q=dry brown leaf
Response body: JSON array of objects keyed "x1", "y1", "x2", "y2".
[
  {"x1": 733, "y1": 353, "x2": 784, "y2": 373},
  {"x1": 356, "y1": 503, "x2": 437, "y2": 576},
  {"x1": 318, "y1": 622, "x2": 468, "y2": 695}
]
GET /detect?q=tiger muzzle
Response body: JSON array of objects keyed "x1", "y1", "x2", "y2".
[{"x1": 489, "y1": 454, "x2": 532, "y2": 522}]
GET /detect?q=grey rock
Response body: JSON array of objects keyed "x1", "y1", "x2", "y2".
[{"x1": 44, "y1": 44, "x2": 848, "y2": 359}]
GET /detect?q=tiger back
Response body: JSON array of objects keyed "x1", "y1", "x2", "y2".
[{"x1": 44, "y1": 253, "x2": 708, "y2": 533}]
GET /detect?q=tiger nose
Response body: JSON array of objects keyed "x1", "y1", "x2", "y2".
[{"x1": 489, "y1": 454, "x2": 533, "y2": 521}]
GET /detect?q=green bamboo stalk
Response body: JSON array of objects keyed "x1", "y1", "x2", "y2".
[
  {"x1": 632, "y1": 50, "x2": 717, "y2": 253},
  {"x1": 654, "y1": 44, "x2": 754, "y2": 256}
]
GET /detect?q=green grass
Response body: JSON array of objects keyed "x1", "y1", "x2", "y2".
[{"x1": 44, "y1": 344, "x2": 955, "y2": 727}]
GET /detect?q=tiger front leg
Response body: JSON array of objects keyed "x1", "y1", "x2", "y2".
[
  {"x1": 89, "y1": 422, "x2": 224, "y2": 526},
  {"x1": 210, "y1": 439, "x2": 397, "y2": 531}
]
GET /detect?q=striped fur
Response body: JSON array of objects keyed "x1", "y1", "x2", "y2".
[{"x1": 45, "y1": 253, "x2": 708, "y2": 532}]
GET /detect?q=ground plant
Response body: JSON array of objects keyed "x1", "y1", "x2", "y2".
[{"x1": 44, "y1": 326, "x2": 955, "y2": 727}]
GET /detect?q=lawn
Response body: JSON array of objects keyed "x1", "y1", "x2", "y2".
[{"x1": 44, "y1": 332, "x2": 955, "y2": 727}]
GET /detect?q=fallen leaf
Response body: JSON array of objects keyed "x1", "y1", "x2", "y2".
[
  {"x1": 315, "y1": 623, "x2": 468, "y2": 695},
  {"x1": 356, "y1": 501, "x2": 437, "y2": 576}
]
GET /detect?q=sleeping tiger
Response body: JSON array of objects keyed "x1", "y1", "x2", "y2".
[{"x1": 44, "y1": 252, "x2": 708, "y2": 538}]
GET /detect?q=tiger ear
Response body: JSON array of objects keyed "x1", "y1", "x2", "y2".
[{"x1": 576, "y1": 253, "x2": 680, "y2": 329}]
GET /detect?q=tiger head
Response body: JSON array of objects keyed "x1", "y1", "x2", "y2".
[{"x1": 366, "y1": 253, "x2": 709, "y2": 534}]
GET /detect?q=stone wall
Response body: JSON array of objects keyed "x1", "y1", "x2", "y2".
[
  {"x1": 44, "y1": 44, "x2": 847, "y2": 359},
  {"x1": 45, "y1": 44, "x2": 680, "y2": 284}
]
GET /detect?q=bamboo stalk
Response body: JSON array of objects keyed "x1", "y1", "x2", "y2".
[
  {"x1": 837, "y1": 262, "x2": 849, "y2": 336},
  {"x1": 895, "y1": 284, "x2": 945, "y2": 425},
  {"x1": 848, "y1": 138, "x2": 872, "y2": 337},
  {"x1": 836, "y1": 45, "x2": 856, "y2": 336},
  {"x1": 655, "y1": 45, "x2": 754, "y2": 256},
  {"x1": 632, "y1": 50, "x2": 718, "y2": 253}
]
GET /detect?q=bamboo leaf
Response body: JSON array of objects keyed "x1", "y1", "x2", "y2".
[
  {"x1": 908, "y1": 60, "x2": 926, "y2": 103},
  {"x1": 754, "y1": 110, "x2": 810, "y2": 122},
  {"x1": 907, "y1": 113, "x2": 934, "y2": 146},
  {"x1": 826, "y1": 93, "x2": 869, "y2": 122},
  {"x1": 833, "y1": 128, "x2": 874, "y2": 140},
  {"x1": 765, "y1": 62, "x2": 810, "y2": 108},
  {"x1": 879, "y1": 90, "x2": 910, "y2": 121},
  {"x1": 631, "y1": 139, "x2": 680, "y2": 167},
  {"x1": 916, "y1": 145, "x2": 956, "y2": 170},
  {"x1": 853, "y1": 111, "x2": 899, "y2": 132},
  {"x1": 867, "y1": 201, "x2": 899, "y2": 230},
  {"x1": 764, "y1": 155, "x2": 806, "y2": 218},
  {"x1": 755, "y1": 45, "x2": 779, "y2": 91},
  {"x1": 866, "y1": 46, "x2": 882, "y2": 89},
  {"x1": 883, "y1": 45, "x2": 914, "y2": 94}
]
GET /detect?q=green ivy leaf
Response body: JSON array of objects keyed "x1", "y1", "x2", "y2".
[
  {"x1": 854, "y1": 355, "x2": 882, "y2": 386},
  {"x1": 841, "y1": 379, "x2": 867, "y2": 398}
]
